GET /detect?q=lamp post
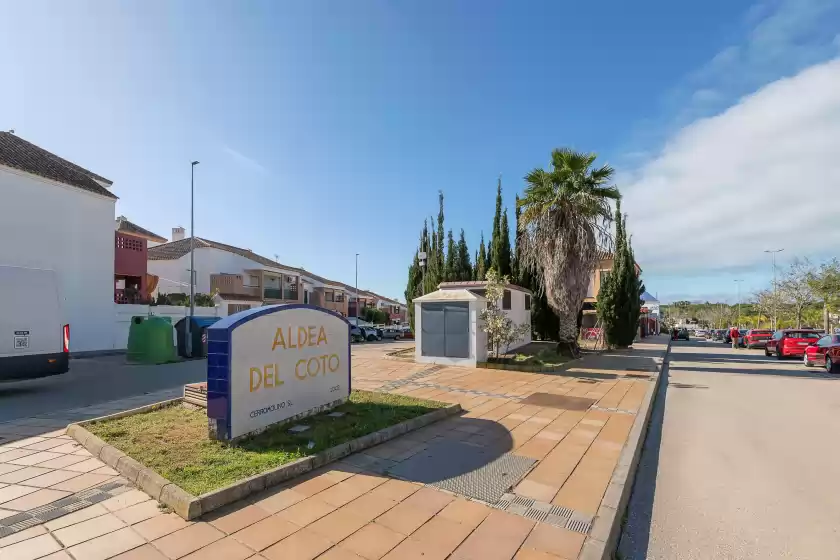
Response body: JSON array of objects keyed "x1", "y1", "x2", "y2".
[
  {"x1": 355, "y1": 253, "x2": 359, "y2": 322},
  {"x1": 764, "y1": 249, "x2": 784, "y2": 330},
  {"x1": 186, "y1": 160, "x2": 200, "y2": 357},
  {"x1": 418, "y1": 251, "x2": 427, "y2": 296},
  {"x1": 734, "y1": 279, "x2": 744, "y2": 328}
]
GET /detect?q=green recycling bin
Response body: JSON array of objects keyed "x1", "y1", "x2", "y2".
[{"x1": 127, "y1": 316, "x2": 176, "y2": 364}]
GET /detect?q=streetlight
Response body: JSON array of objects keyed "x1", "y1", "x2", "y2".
[
  {"x1": 734, "y1": 279, "x2": 744, "y2": 328},
  {"x1": 418, "y1": 251, "x2": 427, "y2": 296},
  {"x1": 355, "y1": 253, "x2": 359, "y2": 322},
  {"x1": 186, "y1": 160, "x2": 199, "y2": 357},
  {"x1": 764, "y1": 249, "x2": 784, "y2": 330}
]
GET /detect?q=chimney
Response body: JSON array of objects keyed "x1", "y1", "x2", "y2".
[{"x1": 172, "y1": 226, "x2": 185, "y2": 242}]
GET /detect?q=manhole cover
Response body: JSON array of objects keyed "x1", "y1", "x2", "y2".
[
  {"x1": 385, "y1": 439, "x2": 536, "y2": 503},
  {"x1": 519, "y1": 393, "x2": 596, "y2": 411}
]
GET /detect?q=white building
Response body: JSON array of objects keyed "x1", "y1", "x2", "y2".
[
  {"x1": 0, "y1": 132, "x2": 117, "y2": 353},
  {"x1": 414, "y1": 281, "x2": 532, "y2": 367}
]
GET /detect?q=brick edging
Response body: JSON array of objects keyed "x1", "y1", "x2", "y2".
[
  {"x1": 66, "y1": 400, "x2": 462, "y2": 520},
  {"x1": 579, "y1": 337, "x2": 673, "y2": 559}
]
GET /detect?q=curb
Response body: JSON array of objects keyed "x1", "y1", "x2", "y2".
[
  {"x1": 67, "y1": 400, "x2": 462, "y2": 520},
  {"x1": 579, "y1": 337, "x2": 672, "y2": 560}
]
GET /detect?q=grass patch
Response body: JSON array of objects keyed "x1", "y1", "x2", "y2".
[
  {"x1": 86, "y1": 390, "x2": 446, "y2": 496},
  {"x1": 488, "y1": 342, "x2": 570, "y2": 368}
]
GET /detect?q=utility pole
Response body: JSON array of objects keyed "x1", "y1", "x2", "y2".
[
  {"x1": 355, "y1": 253, "x2": 359, "y2": 322},
  {"x1": 186, "y1": 160, "x2": 200, "y2": 357},
  {"x1": 734, "y1": 279, "x2": 744, "y2": 328},
  {"x1": 764, "y1": 249, "x2": 784, "y2": 329}
]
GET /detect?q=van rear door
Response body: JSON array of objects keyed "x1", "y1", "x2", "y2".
[{"x1": 0, "y1": 266, "x2": 68, "y2": 381}]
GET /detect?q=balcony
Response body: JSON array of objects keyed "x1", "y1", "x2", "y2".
[
  {"x1": 210, "y1": 274, "x2": 259, "y2": 298},
  {"x1": 264, "y1": 287, "x2": 283, "y2": 299}
]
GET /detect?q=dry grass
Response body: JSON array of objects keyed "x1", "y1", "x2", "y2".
[{"x1": 86, "y1": 390, "x2": 445, "y2": 495}]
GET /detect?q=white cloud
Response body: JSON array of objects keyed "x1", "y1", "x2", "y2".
[
  {"x1": 223, "y1": 145, "x2": 268, "y2": 175},
  {"x1": 623, "y1": 57, "x2": 840, "y2": 274}
]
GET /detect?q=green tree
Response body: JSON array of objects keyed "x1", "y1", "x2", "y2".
[
  {"x1": 597, "y1": 201, "x2": 643, "y2": 348},
  {"x1": 436, "y1": 191, "x2": 445, "y2": 275},
  {"x1": 807, "y1": 258, "x2": 840, "y2": 332},
  {"x1": 489, "y1": 177, "x2": 502, "y2": 269},
  {"x1": 480, "y1": 269, "x2": 531, "y2": 357},
  {"x1": 444, "y1": 229, "x2": 457, "y2": 282},
  {"x1": 518, "y1": 148, "x2": 620, "y2": 356},
  {"x1": 475, "y1": 233, "x2": 488, "y2": 280},
  {"x1": 496, "y1": 208, "x2": 512, "y2": 277},
  {"x1": 456, "y1": 229, "x2": 472, "y2": 281}
]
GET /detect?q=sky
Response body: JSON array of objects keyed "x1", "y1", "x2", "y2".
[{"x1": 2, "y1": 0, "x2": 839, "y2": 304}]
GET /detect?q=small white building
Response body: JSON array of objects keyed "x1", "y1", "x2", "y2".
[
  {"x1": 414, "y1": 281, "x2": 532, "y2": 367},
  {"x1": 0, "y1": 132, "x2": 117, "y2": 353}
]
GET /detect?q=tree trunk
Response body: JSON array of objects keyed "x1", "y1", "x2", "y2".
[{"x1": 824, "y1": 302, "x2": 829, "y2": 333}]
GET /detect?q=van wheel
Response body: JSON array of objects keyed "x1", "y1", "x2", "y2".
[{"x1": 394, "y1": 334, "x2": 401, "y2": 341}]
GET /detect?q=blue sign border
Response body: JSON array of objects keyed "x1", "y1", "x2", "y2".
[{"x1": 206, "y1": 304, "x2": 352, "y2": 441}]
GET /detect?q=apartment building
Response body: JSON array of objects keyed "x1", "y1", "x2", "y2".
[{"x1": 581, "y1": 253, "x2": 642, "y2": 329}]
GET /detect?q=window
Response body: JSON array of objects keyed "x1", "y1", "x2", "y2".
[
  {"x1": 228, "y1": 304, "x2": 251, "y2": 314},
  {"x1": 525, "y1": 294, "x2": 531, "y2": 310},
  {"x1": 600, "y1": 270, "x2": 611, "y2": 286},
  {"x1": 335, "y1": 292, "x2": 345, "y2": 302},
  {"x1": 244, "y1": 275, "x2": 259, "y2": 287},
  {"x1": 817, "y1": 335, "x2": 831, "y2": 347},
  {"x1": 502, "y1": 289, "x2": 511, "y2": 310},
  {"x1": 325, "y1": 290, "x2": 334, "y2": 302}
]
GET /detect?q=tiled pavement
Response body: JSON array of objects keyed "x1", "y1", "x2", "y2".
[{"x1": 1, "y1": 338, "x2": 668, "y2": 559}]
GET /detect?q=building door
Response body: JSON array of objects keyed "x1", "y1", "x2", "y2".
[
  {"x1": 420, "y1": 302, "x2": 469, "y2": 358},
  {"x1": 304, "y1": 290, "x2": 310, "y2": 304}
]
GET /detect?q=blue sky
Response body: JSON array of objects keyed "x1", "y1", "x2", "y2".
[{"x1": 3, "y1": 0, "x2": 839, "y2": 304}]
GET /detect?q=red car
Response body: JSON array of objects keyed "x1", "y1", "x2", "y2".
[
  {"x1": 743, "y1": 329, "x2": 773, "y2": 349},
  {"x1": 803, "y1": 334, "x2": 840, "y2": 371},
  {"x1": 765, "y1": 329, "x2": 822, "y2": 358}
]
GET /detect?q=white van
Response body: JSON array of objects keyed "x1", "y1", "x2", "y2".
[{"x1": 0, "y1": 265, "x2": 69, "y2": 381}]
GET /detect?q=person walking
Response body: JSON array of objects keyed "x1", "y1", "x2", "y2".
[{"x1": 730, "y1": 325, "x2": 740, "y2": 350}]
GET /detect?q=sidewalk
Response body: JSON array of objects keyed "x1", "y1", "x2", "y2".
[{"x1": 0, "y1": 337, "x2": 668, "y2": 560}]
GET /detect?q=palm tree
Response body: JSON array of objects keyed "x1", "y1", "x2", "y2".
[{"x1": 518, "y1": 148, "x2": 620, "y2": 357}]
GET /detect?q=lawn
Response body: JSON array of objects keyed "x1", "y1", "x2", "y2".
[{"x1": 86, "y1": 390, "x2": 445, "y2": 496}]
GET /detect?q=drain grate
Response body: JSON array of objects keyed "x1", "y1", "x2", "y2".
[
  {"x1": 626, "y1": 373, "x2": 651, "y2": 379},
  {"x1": 519, "y1": 393, "x2": 596, "y2": 411},
  {"x1": 491, "y1": 493, "x2": 594, "y2": 534},
  {"x1": 386, "y1": 439, "x2": 536, "y2": 503}
]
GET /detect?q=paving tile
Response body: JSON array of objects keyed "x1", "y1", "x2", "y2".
[
  {"x1": 451, "y1": 510, "x2": 535, "y2": 560},
  {"x1": 21, "y1": 439, "x2": 71, "y2": 452},
  {"x1": 0, "y1": 533, "x2": 62, "y2": 560},
  {"x1": 50, "y1": 472, "x2": 114, "y2": 493},
  {"x1": 400, "y1": 487, "x2": 454, "y2": 515},
  {"x1": 114, "y1": 500, "x2": 165, "y2": 525},
  {"x1": 343, "y1": 474, "x2": 388, "y2": 494},
  {"x1": 63, "y1": 458, "x2": 106, "y2": 473},
  {"x1": 316, "y1": 481, "x2": 367, "y2": 508},
  {"x1": 514, "y1": 479, "x2": 560, "y2": 503},
  {"x1": 151, "y1": 522, "x2": 225, "y2": 559},
  {"x1": 206, "y1": 504, "x2": 270, "y2": 534},
  {"x1": 111, "y1": 544, "x2": 169, "y2": 559},
  {"x1": 38, "y1": 552, "x2": 74, "y2": 560},
  {"x1": 230, "y1": 516, "x2": 301, "y2": 551},
  {"x1": 307, "y1": 507, "x2": 369, "y2": 543},
  {"x1": 181, "y1": 536, "x2": 255, "y2": 560},
  {"x1": 381, "y1": 536, "x2": 449, "y2": 560},
  {"x1": 44, "y1": 442, "x2": 86, "y2": 455},
  {"x1": 437, "y1": 498, "x2": 492, "y2": 529},
  {"x1": 520, "y1": 523, "x2": 585, "y2": 559},
  {"x1": 0, "y1": 466, "x2": 53, "y2": 484},
  {"x1": 92, "y1": 466, "x2": 120, "y2": 476},
  {"x1": 101, "y1": 489, "x2": 152, "y2": 512},
  {"x1": 67, "y1": 526, "x2": 146, "y2": 560},
  {"x1": 0, "y1": 448, "x2": 39, "y2": 463},
  {"x1": 36, "y1": 454, "x2": 91, "y2": 470},
  {"x1": 1, "y1": 488, "x2": 71, "y2": 511},
  {"x1": 337, "y1": 522, "x2": 405, "y2": 560},
  {"x1": 0, "y1": 484, "x2": 39, "y2": 505},
  {"x1": 342, "y1": 493, "x2": 398, "y2": 523},
  {"x1": 318, "y1": 547, "x2": 366, "y2": 560},
  {"x1": 3, "y1": 437, "x2": 47, "y2": 449},
  {"x1": 374, "y1": 502, "x2": 436, "y2": 537},
  {"x1": 251, "y1": 488, "x2": 307, "y2": 514},
  {"x1": 20, "y1": 469, "x2": 81, "y2": 488},
  {"x1": 289, "y1": 473, "x2": 341, "y2": 497},
  {"x1": 513, "y1": 547, "x2": 565, "y2": 559},
  {"x1": 0, "y1": 524, "x2": 47, "y2": 548},
  {"x1": 407, "y1": 515, "x2": 475, "y2": 556},
  {"x1": 277, "y1": 496, "x2": 337, "y2": 527},
  {"x1": 6, "y1": 451, "x2": 64, "y2": 466},
  {"x1": 0, "y1": 463, "x2": 26, "y2": 476},
  {"x1": 133, "y1": 513, "x2": 192, "y2": 541},
  {"x1": 261, "y1": 527, "x2": 334, "y2": 560},
  {"x1": 45, "y1": 503, "x2": 110, "y2": 531},
  {"x1": 53, "y1": 512, "x2": 127, "y2": 546},
  {"x1": 366, "y1": 479, "x2": 419, "y2": 504},
  {"x1": 72, "y1": 449, "x2": 94, "y2": 457}
]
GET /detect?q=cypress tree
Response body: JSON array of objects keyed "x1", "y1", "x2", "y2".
[
  {"x1": 456, "y1": 230, "x2": 471, "y2": 281},
  {"x1": 489, "y1": 177, "x2": 502, "y2": 270},
  {"x1": 598, "y1": 201, "x2": 643, "y2": 348},
  {"x1": 476, "y1": 233, "x2": 488, "y2": 280},
  {"x1": 498, "y1": 208, "x2": 512, "y2": 277},
  {"x1": 473, "y1": 250, "x2": 479, "y2": 280},
  {"x1": 436, "y1": 191, "x2": 445, "y2": 275},
  {"x1": 444, "y1": 230, "x2": 457, "y2": 282}
]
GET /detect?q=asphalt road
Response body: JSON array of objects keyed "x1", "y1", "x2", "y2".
[
  {"x1": 619, "y1": 338, "x2": 840, "y2": 560},
  {"x1": 0, "y1": 355, "x2": 205, "y2": 422}
]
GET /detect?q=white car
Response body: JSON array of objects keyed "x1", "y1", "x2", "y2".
[{"x1": 695, "y1": 329, "x2": 707, "y2": 338}]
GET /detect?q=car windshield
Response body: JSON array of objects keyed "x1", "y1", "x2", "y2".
[
  {"x1": 739, "y1": 330, "x2": 747, "y2": 334},
  {"x1": 787, "y1": 331, "x2": 821, "y2": 339},
  {"x1": 752, "y1": 330, "x2": 772, "y2": 335}
]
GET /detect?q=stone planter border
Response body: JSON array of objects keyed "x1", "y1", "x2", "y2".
[{"x1": 66, "y1": 399, "x2": 462, "y2": 520}]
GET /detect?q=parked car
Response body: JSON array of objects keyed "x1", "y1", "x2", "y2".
[
  {"x1": 360, "y1": 326, "x2": 381, "y2": 342},
  {"x1": 695, "y1": 329, "x2": 708, "y2": 338},
  {"x1": 743, "y1": 329, "x2": 773, "y2": 349},
  {"x1": 350, "y1": 326, "x2": 365, "y2": 343},
  {"x1": 677, "y1": 328, "x2": 690, "y2": 341},
  {"x1": 827, "y1": 345, "x2": 840, "y2": 373},
  {"x1": 401, "y1": 327, "x2": 415, "y2": 340},
  {"x1": 380, "y1": 327, "x2": 405, "y2": 340},
  {"x1": 803, "y1": 334, "x2": 840, "y2": 368},
  {"x1": 765, "y1": 329, "x2": 822, "y2": 359}
]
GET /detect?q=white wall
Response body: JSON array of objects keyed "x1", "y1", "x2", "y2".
[
  {"x1": 0, "y1": 167, "x2": 116, "y2": 352},
  {"x1": 113, "y1": 304, "x2": 220, "y2": 350},
  {"x1": 415, "y1": 299, "x2": 486, "y2": 367},
  {"x1": 505, "y1": 289, "x2": 532, "y2": 351}
]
